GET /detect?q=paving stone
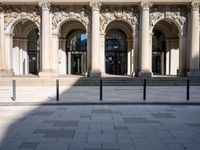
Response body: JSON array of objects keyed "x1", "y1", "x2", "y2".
[
  {"x1": 31, "y1": 111, "x2": 54, "y2": 116},
  {"x1": 151, "y1": 113, "x2": 175, "y2": 119},
  {"x1": 18, "y1": 142, "x2": 38, "y2": 149},
  {"x1": 44, "y1": 120, "x2": 79, "y2": 127},
  {"x1": 92, "y1": 109, "x2": 112, "y2": 113},
  {"x1": 44, "y1": 129, "x2": 75, "y2": 138},
  {"x1": 123, "y1": 117, "x2": 160, "y2": 124}
]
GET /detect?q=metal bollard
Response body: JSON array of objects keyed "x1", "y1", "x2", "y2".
[
  {"x1": 143, "y1": 79, "x2": 146, "y2": 101},
  {"x1": 187, "y1": 79, "x2": 190, "y2": 101},
  {"x1": 56, "y1": 79, "x2": 59, "y2": 101},
  {"x1": 12, "y1": 80, "x2": 16, "y2": 101},
  {"x1": 100, "y1": 78, "x2": 103, "y2": 101}
]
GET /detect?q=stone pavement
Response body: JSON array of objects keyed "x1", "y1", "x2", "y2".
[
  {"x1": 0, "y1": 86, "x2": 200, "y2": 103},
  {"x1": 0, "y1": 105, "x2": 200, "y2": 150}
]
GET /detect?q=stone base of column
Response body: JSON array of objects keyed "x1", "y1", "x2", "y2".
[
  {"x1": 177, "y1": 69, "x2": 186, "y2": 76},
  {"x1": 39, "y1": 70, "x2": 58, "y2": 78},
  {"x1": 0, "y1": 69, "x2": 14, "y2": 77},
  {"x1": 90, "y1": 70, "x2": 101, "y2": 78},
  {"x1": 187, "y1": 70, "x2": 200, "y2": 77},
  {"x1": 138, "y1": 71, "x2": 152, "y2": 78}
]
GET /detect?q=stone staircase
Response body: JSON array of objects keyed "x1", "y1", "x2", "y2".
[{"x1": 0, "y1": 76, "x2": 200, "y2": 86}]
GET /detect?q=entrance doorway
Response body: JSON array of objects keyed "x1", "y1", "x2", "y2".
[
  {"x1": 27, "y1": 28, "x2": 40, "y2": 75},
  {"x1": 105, "y1": 30, "x2": 127, "y2": 75}
]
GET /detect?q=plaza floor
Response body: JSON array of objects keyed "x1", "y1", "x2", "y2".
[
  {"x1": 0, "y1": 105, "x2": 200, "y2": 150},
  {"x1": 0, "y1": 86, "x2": 200, "y2": 104}
]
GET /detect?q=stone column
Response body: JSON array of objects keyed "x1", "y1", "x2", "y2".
[
  {"x1": 68, "y1": 52, "x2": 71, "y2": 74},
  {"x1": 4, "y1": 33, "x2": 14, "y2": 76},
  {"x1": 139, "y1": 1, "x2": 153, "y2": 77},
  {"x1": 51, "y1": 33, "x2": 59, "y2": 76},
  {"x1": 39, "y1": 1, "x2": 55, "y2": 77},
  {"x1": 0, "y1": 6, "x2": 13, "y2": 76},
  {"x1": 100, "y1": 34, "x2": 105, "y2": 75},
  {"x1": 89, "y1": 1, "x2": 102, "y2": 77},
  {"x1": 187, "y1": 1, "x2": 200, "y2": 76}
]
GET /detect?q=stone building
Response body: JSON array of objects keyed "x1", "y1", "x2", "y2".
[{"x1": 0, "y1": 0, "x2": 199, "y2": 77}]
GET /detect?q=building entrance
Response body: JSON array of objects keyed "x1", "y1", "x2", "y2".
[{"x1": 105, "y1": 30, "x2": 127, "y2": 75}]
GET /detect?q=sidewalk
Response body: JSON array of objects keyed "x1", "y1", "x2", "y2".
[
  {"x1": 0, "y1": 105, "x2": 200, "y2": 150},
  {"x1": 0, "y1": 86, "x2": 200, "y2": 104}
]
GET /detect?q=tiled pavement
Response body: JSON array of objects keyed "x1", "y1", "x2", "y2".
[
  {"x1": 0, "y1": 86, "x2": 200, "y2": 103},
  {"x1": 0, "y1": 105, "x2": 200, "y2": 150}
]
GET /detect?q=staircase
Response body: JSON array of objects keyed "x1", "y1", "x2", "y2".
[{"x1": 0, "y1": 76, "x2": 200, "y2": 86}]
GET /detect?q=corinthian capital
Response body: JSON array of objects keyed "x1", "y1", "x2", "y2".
[
  {"x1": 39, "y1": 0, "x2": 51, "y2": 11},
  {"x1": 191, "y1": 1, "x2": 199, "y2": 11},
  {"x1": 89, "y1": 1, "x2": 102, "y2": 11},
  {"x1": 140, "y1": 1, "x2": 153, "y2": 11}
]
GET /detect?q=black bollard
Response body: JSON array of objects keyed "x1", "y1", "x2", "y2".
[
  {"x1": 187, "y1": 79, "x2": 190, "y2": 101},
  {"x1": 12, "y1": 80, "x2": 16, "y2": 101},
  {"x1": 143, "y1": 79, "x2": 146, "y2": 101},
  {"x1": 100, "y1": 78, "x2": 103, "y2": 101},
  {"x1": 56, "y1": 79, "x2": 59, "y2": 101}
]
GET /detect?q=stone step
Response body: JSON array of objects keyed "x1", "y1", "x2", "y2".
[{"x1": 0, "y1": 77, "x2": 199, "y2": 86}]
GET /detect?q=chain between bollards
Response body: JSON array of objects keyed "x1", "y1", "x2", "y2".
[
  {"x1": 143, "y1": 79, "x2": 146, "y2": 101},
  {"x1": 12, "y1": 80, "x2": 16, "y2": 101},
  {"x1": 100, "y1": 78, "x2": 103, "y2": 101},
  {"x1": 186, "y1": 79, "x2": 190, "y2": 101},
  {"x1": 56, "y1": 79, "x2": 59, "y2": 101}
]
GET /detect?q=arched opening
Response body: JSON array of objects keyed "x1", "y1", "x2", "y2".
[
  {"x1": 105, "y1": 20, "x2": 133, "y2": 75},
  {"x1": 59, "y1": 20, "x2": 87, "y2": 75},
  {"x1": 13, "y1": 20, "x2": 40, "y2": 75},
  {"x1": 152, "y1": 20, "x2": 179, "y2": 76},
  {"x1": 27, "y1": 28, "x2": 40, "y2": 74},
  {"x1": 105, "y1": 30, "x2": 127, "y2": 75}
]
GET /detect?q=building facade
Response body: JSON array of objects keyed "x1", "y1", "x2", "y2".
[{"x1": 0, "y1": 0, "x2": 199, "y2": 77}]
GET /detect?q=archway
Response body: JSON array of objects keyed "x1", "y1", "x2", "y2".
[
  {"x1": 13, "y1": 20, "x2": 40, "y2": 75},
  {"x1": 105, "y1": 20, "x2": 133, "y2": 75},
  {"x1": 152, "y1": 20, "x2": 179, "y2": 75},
  {"x1": 59, "y1": 20, "x2": 87, "y2": 75}
]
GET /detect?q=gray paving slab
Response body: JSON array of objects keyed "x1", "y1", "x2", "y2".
[{"x1": 0, "y1": 105, "x2": 200, "y2": 150}]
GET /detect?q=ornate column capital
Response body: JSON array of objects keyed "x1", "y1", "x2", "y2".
[
  {"x1": 140, "y1": 1, "x2": 153, "y2": 11},
  {"x1": 39, "y1": 0, "x2": 51, "y2": 11},
  {"x1": 89, "y1": 1, "x2": 102, "y2": 11},
  {"x1": 0, "y1": 4, "x2": 4, "y2": 12},
  {"x1": 191, "y1": 1, "x2": 200, "y2": 11}
]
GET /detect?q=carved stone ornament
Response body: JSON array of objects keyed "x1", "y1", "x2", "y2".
[
  {"x1": 140, "y1": 1, "x2": 153, "y2": 11},
  {"x1": 150, "y1": 6, "x2": 187, "y2": 32},
  {"x1": 89, "y1": 1, "x2": 102, "y2": 11},
  {"x1": 191, "y1": 1, "x2": 200, "y2": 11},
  {"x1": 100, "y1": 6, "x2": 139, "y2": 33},
  {"x1": 4, "y1": 6, "x2": 40, "y2": 30},
  {"x1": 39, "y1": 0, "x2": 51, "y2": 11},
  {"x1": 52, "y1": 6, "x2": 90, "y2": 31}
]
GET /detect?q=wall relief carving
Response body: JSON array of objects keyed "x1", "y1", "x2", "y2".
[
  {"x1": 150, "y1": 6, "x2": 187, "y2": 32},
  {"x1": 52, "y1": 6, "x2": 90, "y2": 31},
  {"x1": 4, "y1": 6, "x2": 40, "y2": 31},
  {"x1": 100, "y1": 6, "x2": 139, "y2": 33}
]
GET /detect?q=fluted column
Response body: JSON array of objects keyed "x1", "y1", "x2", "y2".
[
  {"x1": 39, "y1": 1, "x2": 55, "y2": 77},
  {"x1": 139, "y1": 1, "x2": 153, "y2": 77},
  {"x1": 187, "y1": 1, "x2": 200, "y2": 76},
  {"x1": 89, "y1": 1, "x2": 102, "y2": 77}
]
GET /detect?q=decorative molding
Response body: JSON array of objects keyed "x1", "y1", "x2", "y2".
[
  {"x1": 4, "y1": 6, "x2": 40, "y2": 31},
  {"x1": 52, "y1": 6, "x2": 90, "y2": 31},
  {"x1": 150, "y1": 6, "x2": 187, "y2": 32},
  {"x1": 39, "y1": 0, "x2": 51, "y2": 11},
  {"x1": 100, "y1": 6, "x2": 139, "y2": 33},
  {"x1": 140, "y1": 1, "x2": 153, "y2": 11},
  {"x1": 191, "y1": 1, "x2": 199, "y2": 11},
  {"x1": 89, "y1": 1, "x2": 102, "y2": 11}
]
